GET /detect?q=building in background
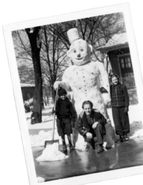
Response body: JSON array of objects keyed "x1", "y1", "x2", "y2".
[
  {"x1": 21, "y1": 83, "x2": 35, "y2": 101},
  {"x1": 21, "y1": 83, "x2": 52, "y2": 107},
  {"x1": 97, "y1": 32, "x2": 138, "y2": 105}
]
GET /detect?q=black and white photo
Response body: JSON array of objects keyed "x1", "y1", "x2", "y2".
[{"x1": 2, "y1": 3, "x2": 143, "y2": 185}]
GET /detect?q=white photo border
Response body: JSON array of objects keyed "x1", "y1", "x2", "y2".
[{"x1": 3, "y1": 3, "x2": 143, "y2": 185}]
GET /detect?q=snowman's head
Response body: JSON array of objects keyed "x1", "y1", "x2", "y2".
[
  {"x1": 67, "y1": 28, "x2": 92, "y2": 66},
  {"x1": 67, "y1": 39, "x2": 92, "y2": 66}
]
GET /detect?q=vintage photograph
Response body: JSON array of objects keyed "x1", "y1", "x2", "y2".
[{"x1": 3, "y1": 3, "x2": 143, "y2": 185}]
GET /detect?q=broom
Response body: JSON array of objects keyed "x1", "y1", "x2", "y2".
[
  {"x1": 51, "y1": 89, "x2": 58, "y2": 143},
  {"x1": 44, "y1": 89, "x2": 59, "y2": 148}
]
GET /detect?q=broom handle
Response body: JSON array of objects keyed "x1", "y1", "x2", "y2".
[{"x1": 52, "y1": 89, "x2": 58, "y2": 142}]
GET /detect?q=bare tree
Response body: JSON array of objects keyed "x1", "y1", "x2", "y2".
[
  {"x1": 25, "y1": 27, "x2": 43, "y2": 123},
  {"x1": 55, "y1": 13, "x2": 124, "y2": 56},
  {"x1": 12, "y1": 26, "x2": 69, "y2": 101},
  {"x1": 12, "y1": 12, "x2": 125, "y2": 106},
  {"x1": 18, "y1": 64, "x2": 34, "y2": 84},
  {"x1": 46, "y1": 13, "x2": 125, "y2": 65},
  {"x1": 40, "y1": 25, "x2": 70, "y2": 100}
]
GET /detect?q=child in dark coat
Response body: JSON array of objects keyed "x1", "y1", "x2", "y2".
[
  {"x1": 55, "y1": 87, "x2": 77, "y2": 152},
  {"x1": 110, "y1": 74, "x2": 130, "y2": 142}
]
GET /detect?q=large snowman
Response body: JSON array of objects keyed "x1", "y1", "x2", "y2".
[{"x1": 54, "y1": 28, "x2": 115, "y2": 149}]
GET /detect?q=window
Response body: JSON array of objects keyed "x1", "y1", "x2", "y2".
[
  {"x1": 119, "y1": 55, "x2": 133, "y2": 77},
  {"x1": 119, "y1": 54, "x2": 135, "y2": 89},
  {"x1": 121, "y1": 59, "x2": 125, "y2": 68}
]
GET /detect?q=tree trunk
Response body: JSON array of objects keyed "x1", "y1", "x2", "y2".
[
  {"x1": 25, "y1": 27, "x2": 42, "y2": 123},
  {"x1": 51, "y1": 86, "x2": 56, "y2": 103}
]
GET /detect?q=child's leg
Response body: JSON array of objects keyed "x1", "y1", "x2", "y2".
[
  {"x1": 57, "y1": 119, "x2": 67, "y2": 153},
  {"x1": 57, "y1": 118, "x2": 66, "y2": 144},
  {"x1": 67, "y1": 134, "x2": 74, "y2": 149},
  {"x1": 58, "y1": 135, "x2": 67, "y2": 154},
  {"x1": 119, "y1": 107, "x2": 130, "y2": 142},
  {"x1": 112, "y1": 107, "x2": 124, "y2": 142},
  {"x1": 112, "y1": 107, "x2": 123, "y2": 136},
  {"x1": 67, "y1": 134, "x2": 72, "y2": 146},
  {"x1": 63, "y1": 118, "x2": 74, "y2": 149},
  {"x1": 121, "y1": 109, "x2": 130, "y2": 141},
  {"x1": 61, "y1": 135, "x2": 66, "y2": 145}
]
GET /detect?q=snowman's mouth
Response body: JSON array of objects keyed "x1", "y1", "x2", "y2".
[{"x1": 76, "y1": 57, "x2": 83, "y2": 60}]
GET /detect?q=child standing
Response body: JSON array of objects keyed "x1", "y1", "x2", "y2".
[
  {"x1": 110, "y1": 74, "x2": 130, "y2": 142},
  {"x1": 55, "y1": 87, "x2": 77, "y2": 152}
]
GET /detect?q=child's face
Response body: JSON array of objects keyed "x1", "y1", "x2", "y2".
[
  {"x1": 83, "y1": 104, "x2": 92, "y2": 116},
  {"x1": 60, "y1": 94, "x2": 66, "y2": 100},
  {"x1": 112, "y1": 76, "x2": 119, "y2": 85}
]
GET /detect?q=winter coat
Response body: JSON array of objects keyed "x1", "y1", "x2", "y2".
[
  {"x1": 110, "y1": 83, "x2": 129, "y2": 108},
  {"x1": 77, "y1": 109, "x2": 107, "y2": 136},
  {"x1": 55, "y1": 97, "x2": 77, "y2": 122}
]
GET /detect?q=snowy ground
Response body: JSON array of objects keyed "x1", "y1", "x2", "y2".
[
  {"x1": 27, "y1": 104, "x2": 54, "y2": 130},
  {"x1": 25, "y1": 104, "x2": 143, "y2": 182}
]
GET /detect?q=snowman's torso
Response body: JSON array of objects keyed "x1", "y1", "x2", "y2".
[{"x1": 63, "y1": 62, "x2": 104, "y2": 114}]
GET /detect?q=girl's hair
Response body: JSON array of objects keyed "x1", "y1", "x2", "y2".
[
  {"x1": 110, "y1": 73, "x2": 119, "y2": 80},
  {"x1": 82, "y1": 100, "x2": 93, "y2": 109}
]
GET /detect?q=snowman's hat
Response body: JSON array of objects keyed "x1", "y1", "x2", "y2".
[
  {"x1": 67, "y1": 28, "x2": 81, "y2": 44},
  {"x1": 67, "y1": 28, "x2": 93, "y2": 53}
]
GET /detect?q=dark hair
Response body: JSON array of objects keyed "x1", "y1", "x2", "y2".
[
  {"x1": 110, "y1": 73, "x2": 119, "y2": 80},
  {"x1": 82, "y1": 100, "x2": 93, "y2": 109},
  {"x1": 58, "y1": 87, "x2": 67, "y2": 96}
]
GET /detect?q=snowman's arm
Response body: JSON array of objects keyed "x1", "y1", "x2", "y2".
[
  {"x1": 97, "y1": 62, "x2": 110, "y2": 94},
  {"x1": 97, "y1": 62, "x2": 111, "y2": 105}
]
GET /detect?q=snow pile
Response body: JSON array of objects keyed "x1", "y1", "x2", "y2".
[
  {"x1": 36, "y1": 143, "x2": 68, "y2": 161},
  {"x1": 75, "y1": 134, "x2": 91, "y2": 151},
  {"x1": 37, "y1": 176, "x2": 45, "y2": 183},
  {"x1": 30, "y1": 130, "x2": 69, "y2": 162},
  {"x1": 129, "y1": 121, "x2": 143, "y2": 139},
  {"x1": 130, "y1": 129, "x2": 143, "y2": 139},
  {"x1": 30, "y1": 130, "x2": 59, "y2": 147}
]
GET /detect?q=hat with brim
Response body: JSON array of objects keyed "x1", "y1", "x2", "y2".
[{"x1": 58, "y1": 88, "x2": 67, "y2": 96}]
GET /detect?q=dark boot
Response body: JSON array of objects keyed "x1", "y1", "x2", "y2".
[
  {"x1": 58, "y1": 139, "x2": 67, "y2": 154},
  {"x1": 62, "y1": 144, "x2": 68, "y2": 155},
  {"x1": 96, "y1": 144, "x2": 104, "y2": 153},
  {"x1": 119, "y1": 135, "x2": 124, "y2": 142},
  {"x1": 67, "y1": 135, "x2": 75, "y2": 150},
  {"x1": 123, "y1": 134, "x2": 129, "y2": 141},
  {"x1": 68, "y1": 140, "x2": 75, "y2": 150},
  {"x1": 89, "y1": 138, "x2": 95, "y2": 149},
  {"x1": 115, "y1": 137, "x2": 120, "y2": 143},
  {"x1": 58, "y1": 144, "x2": 67, "y2": 154},
  {"x1": 69, "y1": 144, "x2": 75, "y2": 150}
]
